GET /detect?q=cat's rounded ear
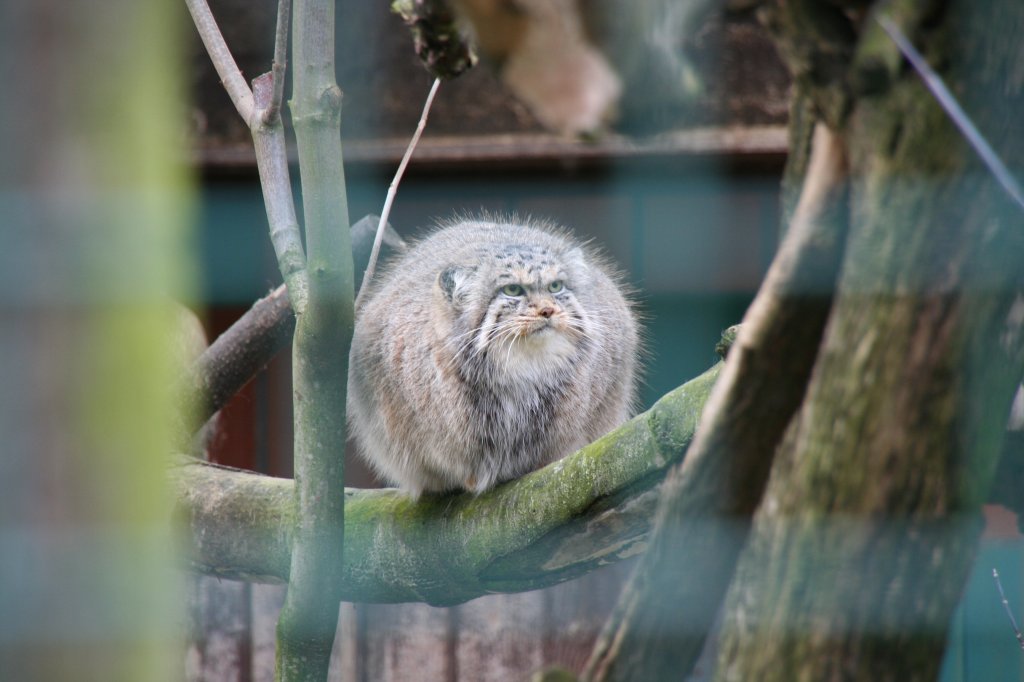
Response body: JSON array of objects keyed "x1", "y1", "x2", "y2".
[
  {"x1": 438, "y1": 265, "x2": 475, "y2": 306},
  {"x1": 564, "y1": 247, "x2": 590, "y2": 273}
]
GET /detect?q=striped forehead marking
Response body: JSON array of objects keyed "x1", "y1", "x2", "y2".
[{"x1": 493, "y1": 244, "x2": 558, "y2": 268}]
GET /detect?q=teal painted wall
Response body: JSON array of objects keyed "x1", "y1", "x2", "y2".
[{"x1": 941, "y1": 538, "x2": 1024, "y2": 682}]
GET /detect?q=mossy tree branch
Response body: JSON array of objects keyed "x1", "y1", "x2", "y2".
[
  {"x1": 171, "y1": 340, "x2": 1023, "y2": 609},
  {"x1": 171, "y1": 361, "x2": 722, "y2": 602}
]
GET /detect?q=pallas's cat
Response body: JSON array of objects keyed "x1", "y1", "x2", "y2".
[{"x1": 348, "y1": 217, "x2": 639, "y2": 498}]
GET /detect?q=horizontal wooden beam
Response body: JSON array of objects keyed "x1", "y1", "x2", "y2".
[{"x1": 193, "y1": 126, "x2": 789, "y2": 173}]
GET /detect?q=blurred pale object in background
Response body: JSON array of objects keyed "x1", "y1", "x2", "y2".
[{"x1": 455, "y1": 0, "x2": 706, "y2": 135}]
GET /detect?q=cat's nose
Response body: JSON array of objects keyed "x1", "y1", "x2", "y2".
[{"x1": 538, "y1": 306, "x2": 555, "y2": 318}]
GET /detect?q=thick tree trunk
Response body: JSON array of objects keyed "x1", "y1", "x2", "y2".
[{"x1": 716, "y1": 1, "x2": 1024, "y2": 679}]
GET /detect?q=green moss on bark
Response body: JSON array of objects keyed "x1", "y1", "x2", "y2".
[
  {"x1": 173, "y1": 363, "x2": 723, "y2": 604},
  {"x1": 716, "y1": 1, "x2": 1024, "y2": 679}
]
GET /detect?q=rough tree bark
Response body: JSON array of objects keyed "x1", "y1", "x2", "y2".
[
  {"x1": 576, "y1": 1, "x2": 1024, "y2": 680},
  {"x1": 714, "y1": 1, "x2": 1024, "y2": 680}
]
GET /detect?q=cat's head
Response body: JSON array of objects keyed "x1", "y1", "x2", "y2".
[{"x1": 438, "y1": 240, "x2": 591, "y2": 378}]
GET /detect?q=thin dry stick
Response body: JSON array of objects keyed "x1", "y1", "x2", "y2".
[
  {"x1": 185, "y1": 0, "x2": 255, "y2": 123},
  {"x1": 878, "y1": 16, "x2": 1024, "y2": 213},
  {"x1": 356, "y1": 77, "x2": 442, "y2": 307},
  {"x1": 261, "y1": 0, "x2": 291, "y2": 125},
  {"x1": 992, "y1": 568, "x2": 1024, "y2": 650}
]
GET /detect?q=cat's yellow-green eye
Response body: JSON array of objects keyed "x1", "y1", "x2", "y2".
[
  {"x1": 548, "y1": 280, "x2": 564, "y2": 293},
  {"x1": 501, "y1": 283, "x2": 525, "y2": 297}
]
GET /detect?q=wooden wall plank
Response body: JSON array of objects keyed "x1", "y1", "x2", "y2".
[
  {"x1": 456, "y1": 592, "x2": 547, "y2": 682},
  {"x1": 358, "y1": 603, "x2": 456, "y2": 682},
  {"x1": 330, "y1": 603, "x2": 360, "y2": 681},
  {"x1": 251, "y1": 583, "x2": 286, "y2": 682},
  {"x1": 541, "y1": 563, "x2": 634, "y2": 675},
  {"x1": 185, "y1": 576, "x2": 250, "y2": 682}
]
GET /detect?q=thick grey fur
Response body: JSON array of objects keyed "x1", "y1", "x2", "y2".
[{"x1": 348, "y1": 216, "x2": 639, "y2": 498}]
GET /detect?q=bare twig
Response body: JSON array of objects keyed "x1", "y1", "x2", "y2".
[
  {"x1": 248, "y1": 1, "x2": 307, "y2": 311},
  {"x1": 261, "y1": 0, "x2": 291, "y2": 125},
  {"x1": 357, "y1": 77, "x2": 441, "y2": 308},
  {"x1": 878, "y1": 16, "x2": 1024, "y2": 213},
  {"x1": 993, "y1": 568, "x2": 1024, "y2": 650},
  {"x1": 185, "y1": 0, "x2": 255, "y2": 123},
  {"x1": 249, "y1": 107, "x2": 308, "y2": 311}
]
